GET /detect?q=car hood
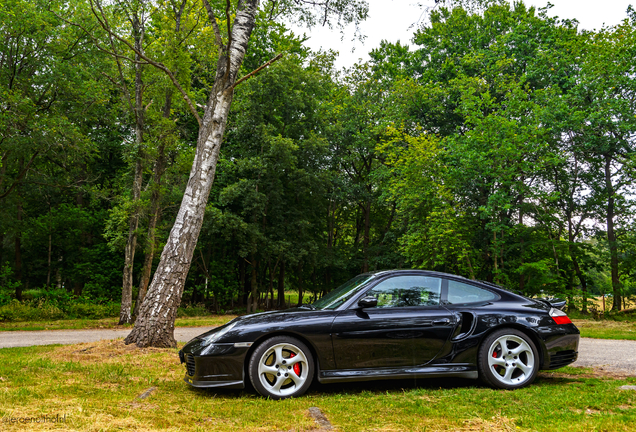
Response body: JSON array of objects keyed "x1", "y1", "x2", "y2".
[{"x1": 194, "y1": 307, "x2": 320, "y2": 340}]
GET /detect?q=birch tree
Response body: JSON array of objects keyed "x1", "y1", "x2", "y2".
[{"x1": 113, "y1": 0, "x2": 369, "y2": 347}]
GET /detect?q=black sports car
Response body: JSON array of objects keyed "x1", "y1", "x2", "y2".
[{"x1": 179, "y1": 270, "x2": 579, "y2": 399}]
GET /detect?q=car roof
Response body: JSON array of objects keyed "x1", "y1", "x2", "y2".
[
  {"x1": 362, "y1": 269, "x2": 474, "y2": 281},
  {"x1": 362, "y1": 269, "x2": 519, "y2": 296}
]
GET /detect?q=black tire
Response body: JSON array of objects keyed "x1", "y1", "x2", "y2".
[
  {"x1": 478, "y1": 328, "x2": 539, "y2": 390},
  {"x1": 248, "y1": 336, "x2": 314, "y2": 400}
]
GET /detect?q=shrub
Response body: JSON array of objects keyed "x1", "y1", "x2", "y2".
[
  {"x1": 0, "y1": 263, "x2": 20, "y2": 306},
  {"x1": 177, "y1": 303, "x2": 209, "y2": 317},
  {"x1": 0, "y1": 300, "x2": 65, "y2": 321},
  {"x1": 0, "y1": 295, "x2": 121, "y2": 322},
  {"x1": 65, "y1": 302, "x2": 120, "y2": 319}
]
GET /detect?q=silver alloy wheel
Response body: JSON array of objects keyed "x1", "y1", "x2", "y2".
[
  {"x1": 257, "y1": 342, "x2": 309, "y2": 397},
  {"x1": 487, "y1": 334, "x2": 535, "y2": 386}
]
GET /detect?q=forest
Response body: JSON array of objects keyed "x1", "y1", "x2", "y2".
[{"x1": 1, "y1": 0, "x2": 635, "y2": 327}]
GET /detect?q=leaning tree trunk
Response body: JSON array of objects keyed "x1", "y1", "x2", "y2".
[
  {"x1": 125, "y1": 1, "x2": 259, "y2": 347},
  {"x1": 120, "y1": 15, "x2": 146, "y2": 325}
]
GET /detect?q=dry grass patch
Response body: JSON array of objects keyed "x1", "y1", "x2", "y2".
[
  {"x1": 47, "y1": 339, "x2": 176, "y2": 365},
  {"x1": 459, "y1": 415, "x2": 517, "y2": 431}
]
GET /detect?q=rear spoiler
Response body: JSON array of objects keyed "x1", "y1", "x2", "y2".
[{"x1": 538, "y1": 298, "x2": 567, "y2": 311}]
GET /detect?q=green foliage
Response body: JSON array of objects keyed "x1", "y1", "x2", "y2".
[
  {"x1": 2, "y1": 0, "x2": 636, "y2": 318},
  {"x1": 0, "y1": 263, "x2": 20, "y2": 306}
]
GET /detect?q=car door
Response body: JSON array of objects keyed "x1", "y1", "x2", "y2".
[{"x1": 330, "y1": 275, "x2": 457, "y2": 369}]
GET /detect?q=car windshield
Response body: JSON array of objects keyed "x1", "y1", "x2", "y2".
[{"x1": 312, "y1": 274, "x2": 375, "y2": 310}]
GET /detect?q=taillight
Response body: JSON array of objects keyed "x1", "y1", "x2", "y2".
[{"x1": 549, "y1": 307, "x2": 572, "y2": 325}]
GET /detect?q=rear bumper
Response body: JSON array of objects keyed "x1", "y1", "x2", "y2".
[
  {"x1": 546, "y1": 350, "x2": 578, "y2": 369},
  {"x1": 537, "y1": 324, "x2": 580, "y2": 370}
]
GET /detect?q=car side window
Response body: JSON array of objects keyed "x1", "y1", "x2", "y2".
[
  {"x1": 447, "y1": 280, "x2": 496, "y2": 304},
  {"x1": 366, "y1": 276, "x2": 442, "y2": 308}
]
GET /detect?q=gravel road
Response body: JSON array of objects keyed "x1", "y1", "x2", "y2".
[
  {"x1": 0, "y1": 327, "x2": 208, "y2": 348},
  {"x1": 0, "y1": 330, "x2": 634, "y2": 375},
  {"x1": 574, "y1": 338, "x2": 636, "y2": 375}
]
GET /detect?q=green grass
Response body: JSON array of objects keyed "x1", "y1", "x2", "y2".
[
  {"x1": 573, "y1": 319, "x2": 636, "y2": 340},
  {"x1": 0, "y1": 341, "x2": 634, "y2": 431},
  {"x1": 0, "y1": 315, "x2": 237, "y2": 332}
]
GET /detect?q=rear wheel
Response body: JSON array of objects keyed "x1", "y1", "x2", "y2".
[
  {"x1": 248, "y1": 336, "x2": 314, "y2": 400},
  {"x1": 478, "y1": 328, "x2": 539, "y2": 390}
]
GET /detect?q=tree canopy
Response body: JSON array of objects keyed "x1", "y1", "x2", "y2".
[{"x1": 1, "y1": 0, "x2": 635, "y2": 337}]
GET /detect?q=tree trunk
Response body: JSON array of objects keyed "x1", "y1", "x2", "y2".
[
  {"x1": 362, "y1": 200, "x2": 371, "y2": 273},
  {"x1": 267, "y1": 258, "x2": 275, "y2": 309},
  {"x1": 277, "y1": 261, "x2": 285, "y2": 308},
  {"x1": 125, "y1": 0, "x2": 259, "y2": 347},
  {"x1": 46, "y1": 201, "x2": 52, "y2": 286},
  {"x1": 296, "y1": 261, "x2": 303, "y2": 307},
  {"x1": 15, "y1": 198, "x2": 22, "y2": 301},
  {"x1": 568, "y1": 219, "x2": 588, "y2": 313},
  {"x1": 120, "y1": 15, "x2": 146, "y2": 325},
  {"x1": 249, "y1": 256, "x2": 258, "y2": 313},
  {"x1": 239, "y1": 256, "x2": 246, "y2": 306},
  {"x1": 604, "y1": 155, "x2": 621, "y2": 311}
]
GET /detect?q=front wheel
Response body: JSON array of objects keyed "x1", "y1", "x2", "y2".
[
  {"x1": 248, "y1": 336, "x2": 314, "y2": 399},
  {"x1": 478, "y1": 328, "x2": 539, "y2": 390}
]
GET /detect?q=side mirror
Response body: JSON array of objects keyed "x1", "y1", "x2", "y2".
[{"x1": 357, "y1": 296, "x2": 378, "y2": 308}]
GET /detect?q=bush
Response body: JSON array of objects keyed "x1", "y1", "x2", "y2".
[
  {"x1": 0, "y1": 296, "x2": 121, "y2": 322},
  {"x1": 0, "y1": 262, "x2": 20, "y2": 306},
  {"x1": 65, "y1": 302, "x2": 120, "y2": 319},
  {"x1": 177, "y1": 303, "x2": 209, "y2": 317},
  {"x1": 0, "y1": 300, "x2": 65, "y2": 322}
]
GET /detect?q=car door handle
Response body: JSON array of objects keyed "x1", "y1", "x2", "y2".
[{"x1": 432, "y1": 318, "x2": 451, "y2": 326}]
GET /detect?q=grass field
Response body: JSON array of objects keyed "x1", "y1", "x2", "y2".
[
  {"x1": 573, "y1": 319, "x2": 636, "y2": 340},
  {"x1": 0, "y1": 340, "x2": 634, "y2": 431}
]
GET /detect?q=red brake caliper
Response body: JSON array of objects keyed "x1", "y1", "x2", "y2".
[
  {"x1": 289, "y1": 352, "x2": 301, "y2": 375},
  {"x1": 493, "y1": 347, "x2": 500, "y2": 372}
]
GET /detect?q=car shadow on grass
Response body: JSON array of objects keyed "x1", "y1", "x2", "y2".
[
  {"x1": 310, "y1": 377, "x2": 478, "y2": 396},
  {"x1": 185, "y1": 370, "x2": 611, "y2": 400},
  {"x1": 187, "y1": 377, "x2": 480, "y2": 399}
]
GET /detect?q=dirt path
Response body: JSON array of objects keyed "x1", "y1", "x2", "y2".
[{"x1": 0, "y1": 330, "x2": 633, "y2": 375}]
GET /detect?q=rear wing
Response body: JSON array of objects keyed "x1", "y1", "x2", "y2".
[{"x1": 538, "y1": 298, "x2": 567, "y2": 311}]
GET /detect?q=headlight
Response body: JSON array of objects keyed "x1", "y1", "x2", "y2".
[{"x1": 200, "y1": 321, "x2": 238, "y2": 347}]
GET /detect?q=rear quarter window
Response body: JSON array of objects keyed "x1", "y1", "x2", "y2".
[{"x1": 447, "y1": 280, "x2": 497, "y2": 304}]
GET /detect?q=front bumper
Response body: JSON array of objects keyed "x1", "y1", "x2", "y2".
[
  {"x1": 183, "y1": 376, "x2": 245, "y2": 389},
  {"x1": 179, "y1": 339, "x2": 251, "y2": 389}
]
